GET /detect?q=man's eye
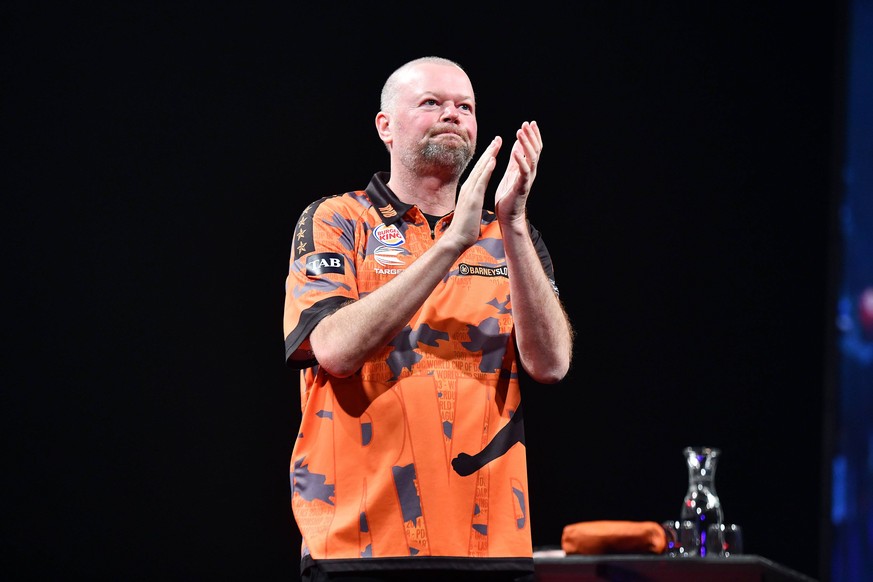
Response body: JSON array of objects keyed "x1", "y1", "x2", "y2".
[
  {"x1": 423, "y1": 99, "x2": 438, "y2": 106},
  {"x1": 459, "y1": 104, "x2": 472, "y2": 112}
]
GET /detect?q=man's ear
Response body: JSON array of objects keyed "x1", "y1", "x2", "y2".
[{"x1": 375, "y1": 112, "x2": 392, "y2": 145}]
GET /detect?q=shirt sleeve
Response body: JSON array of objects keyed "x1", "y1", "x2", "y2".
[
  {"x1": 283, "y1": 196, "x2": 361, "y2": 368},
  {"x1": 528, "y1": 220, "x2": 560, "y2": 296}
]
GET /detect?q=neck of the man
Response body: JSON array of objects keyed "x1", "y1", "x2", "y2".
[{"x1": 387, "y1": 169, "x2": 458, "y2": 217}]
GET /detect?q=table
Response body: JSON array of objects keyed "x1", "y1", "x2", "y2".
[{"x1": 534, "y1": 554, "x2": 818, "y2": 582}]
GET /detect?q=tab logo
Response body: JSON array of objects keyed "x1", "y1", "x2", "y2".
[
  {"x1": 373, "y1": 223, "x2": 405, "y2": 247},
  {"x1": 306, "y1": 252, "x2": 345, "y2": 276}
]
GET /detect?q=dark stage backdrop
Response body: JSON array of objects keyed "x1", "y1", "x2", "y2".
[
  {"x1": 4, "y1": 2, "x2": 838, "y2": 581},
  {"x1": 825, "y1": 0, "x2": 873, "y2": 580}
]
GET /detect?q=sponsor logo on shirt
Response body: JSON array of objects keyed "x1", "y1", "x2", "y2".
[
  {"x1": 375, "y1": 268, "x2": 404, "y2": 274},
  {"x1": 373, "y1": 224, "x2": 405, "y2": 246},
  {"x1": 458, "y1": 263, "x2": 508, "y2": 277},
  {"x1": 374, "y1": 246, "x2": 408, "y2": 268},
  {"x1": 378, "y1": 204, "x2": 398, "y2": 218},
  {"x1": 305, "y1": 252, "x2": 345, "y2": 276}
]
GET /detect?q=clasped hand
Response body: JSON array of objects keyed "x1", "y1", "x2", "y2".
[{"x1": 447, "y1": 121, "x2": 543, "y2": 251}]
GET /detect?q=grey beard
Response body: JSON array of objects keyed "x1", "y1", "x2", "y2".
[{"x1": 413, "y1": 142, "x2": 475, "y2": 178}]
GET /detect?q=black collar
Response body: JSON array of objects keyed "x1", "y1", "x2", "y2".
[{"x1": 364, "y1": 172, "x2": 414, "y2": 226}]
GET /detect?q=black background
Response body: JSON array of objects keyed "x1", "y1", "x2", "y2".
[{"x1": 4, "y1": 2, "x2": 840, "y2": 580}]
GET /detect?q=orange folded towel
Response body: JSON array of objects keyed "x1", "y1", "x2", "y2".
[{"x1": 561, "y1": 520, "x2": 667, "y2": 555}]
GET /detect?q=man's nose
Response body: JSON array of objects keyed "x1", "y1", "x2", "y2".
[{"x1": 441, "y1": 103, "x2": 461, "y2": 122}]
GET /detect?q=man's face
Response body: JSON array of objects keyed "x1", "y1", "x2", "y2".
[{"x1": 388, "y1": 63, "x2": 477, "y2": 178}]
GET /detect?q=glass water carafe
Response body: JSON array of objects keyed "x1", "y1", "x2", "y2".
[{"x1": 679, "y1": 446, "x2": 725, "y2": 557}]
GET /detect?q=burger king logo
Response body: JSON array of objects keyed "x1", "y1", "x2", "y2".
[{"x1": 373, "y1": 223, "x2": 404, "y2": 247}]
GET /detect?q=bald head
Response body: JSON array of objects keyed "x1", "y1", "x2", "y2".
[{"x1": 380, "y1": 56, "x2": 469, "y2": 114}]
